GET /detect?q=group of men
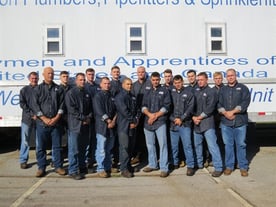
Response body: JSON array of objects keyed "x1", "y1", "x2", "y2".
[{"x1": 19, "y1": 65, "x2": 251, "y2": 180}]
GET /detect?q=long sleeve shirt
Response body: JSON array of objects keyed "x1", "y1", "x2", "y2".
[
  {"x1": 19, "y1": 84, "x2": 36, "y2": 126},
  {"x1": 115, "y1": 89, "x2": 139, "y2": 134},
  {"x1": 193, "y1": 84, "x2": 217, "y2": 133},
  {"x1": 218, "y1": 81, "x2": 251, "y2": 127},
  {"x1": 32, "y1": 81, "x2": 64, "y2": 126},
  {"x1": 65, "y1": 86, "x2": 93, "y2": 133},
  {"x1": 170, "y1": 87, "x2": 194, "y2": 129},
  {"x1": 93, "y1": 90, "x2": 116, "y2": 137},
  {"x1": 142, "y1": 84, "x2": 171, "y2": 131}
]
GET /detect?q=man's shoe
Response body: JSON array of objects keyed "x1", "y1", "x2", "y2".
[
  {"x1": 111, "y1": 168, "x2": 119, "y2": 173},
  {"x1": 211, "y1": 171, "x2": 222, "y2": 177},
  {"x1": 121, "y1": 170, "x2": 134, "y2": 178},
  {"x1": 160, "y1": 171, "x2": 169, "y2": 178},
  {"x1": 130, "y1": 156, "x2": 140, "y2": 166},
  {"x1": 143, "y1": 167, "x2": 158, "y2": 173},
  {"x1": 174, "y1": 165, "x2": 179, "y2": 170},
  {"x1": 70, "y1": 173, "x2": 84, "y2": 180},
  {"x1": 186, "y1": 168, "x2": 195, "y2": 176},
  {"x1": 80, "y1": 167, "x2": 88, "y2": 174},
  {"x1": 20, "y1": 162, "x2": 28, "y2": 169},
  {"x1": 36, "y1": 169, "x2": 46, "y2": 177},
  {"x1": 179, "y1": 160, "x2": 186, "y2": 168},
  {"x1": 240, "y1": 169, "x2": 248, "y2": 177},
  {"x1": 55, "y1": 168, "x2": 66, "y2": 176},
  {"x1": 224, "y1": 168, "x2": 232, "y2": 176},
  {"x1": 98, "y1": 171, "x2": 108, "y2": 178}
]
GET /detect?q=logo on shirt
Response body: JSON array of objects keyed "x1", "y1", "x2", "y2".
[{"x1": 159, "y1": 91, "x2": 164, "y2": 95}]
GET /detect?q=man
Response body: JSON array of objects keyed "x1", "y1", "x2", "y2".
[
  {"x1": 93, "y1": 77, "x2": 117, "y2": 178},
  {"x1": 109, "y1": 65, "x2": 122, "y2": 172},
  {"x1": 32, "y1": 67, "x2": 66, "y2": 177},
  {"x1": 213, "y1": 71, "x2": 224, "y2": 93},
  {"x1": 218, "y1": 68, "x2": 251, "y2": 177},
  {"x1": 60, "y1": 71, "x2": 72, "y2": 93},
  {"x1": 131, "y1": 66, "x2": 151, "y2": 165},
  {"x1": 186, "y1": 69, "x2": 198, "y2": 91},
  {"x1": 192, "y1": 72, "x2": 223, "y2": 177},
  {"x1": 142, "y1": 72, "x2": 171, "y2": 178},
  {"x1": 84, "y1": 68, "x2": 99, "y2": 170},
  {"x1": 169, "y1": 75, "x2": 195, "y2": 176},
  {"x1": 50, "y1": 71, "x2": 72, "y2": 168},
  {"x1": 115, "y1": 78, "x2": 139, "y2": 178},
  {"x1": 110, "y1": 65, "x2": 122, "y2": 97},
  {"x1": 65, "y1": 73, "x2": 93, "y2": 180},
  {"x1": 19, "y1": 71, "x2": 39, "y2": 169},
  {"x1": 162, "y1": 68, "x2": 174, "y2": 90}
]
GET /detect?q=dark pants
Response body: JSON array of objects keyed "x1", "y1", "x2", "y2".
[
  {"x1": 118, "y1": 131, "x2": 135, "y2": 171},
  {"x1": 36, "y1": 124, "x2": 63, "y2": 171}
]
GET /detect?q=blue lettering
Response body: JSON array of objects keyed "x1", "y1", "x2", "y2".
[
  {"x1": 0, "y1": 90, "x2": 19, "y2": 106},
  {"x1": 250, "y1": 87, "x2": 274, "y2": 103}
]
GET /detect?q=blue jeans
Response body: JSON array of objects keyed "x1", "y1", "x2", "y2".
[
  {"x1": 194, "y1": 128, "x2": 223, "y2": 171},
  {"x1": 95, "y1": 133, "x2": 115, "y2": 172},
  {"x1": 170, "y1": 126, "x2": 195, "y2": 168},
  {"x1": 36, "y1": 123, "x2": 63, "y2": 171},
  {"x1": 221, "y1": 124, "x2": 248, "y2": 170},
  {"x1": 68, "y1": 125, "x2": 90, "y2": 175},
  {"x1": 20, "y1": 122, "x2": 35, "y2": 164},
  {"x1": 144, "y1": 124, "x2": 169, "y2": 172}
]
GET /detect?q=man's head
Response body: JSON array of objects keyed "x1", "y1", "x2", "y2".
[
  {"x1": 111, "y1": 66, "x2": 120, "y2": 80},
  {"x1": 187, "y1": 69, "x2": 197, "y2": 85},
  {"x1": 226, "y1": 68, "x2": 237, "y2": 86},
  {"x1": 42, "y1": 67, "x2": 54, "y2": 84},
  {"x1": 150, "y1": 72, "x2": 161, "y2": 88},
  {"x1": 60, "y1": 71, "x2": 69, "y2": 86},
  {"x1": 28, "y1": 71, "x2": 39, "y2": 87},
  {"x1": 122, "y1": 78, "x2": 132, "y2": 92},
  {"x1": 85, "y1": 68, "x2": 95, "y2": 83},
  {"x1": 197, "y1": 72, "x2": 208, "y2": 88},
  {"x1": 173, "y1": 75, "x2": 184, "y2": 90},
  {"x1": 75, "y1": 73, "x2": 86, "y2": 88},
  {"x1": 136, "y1": 66, "x2": 146, "y2": 81},
  {"x1": 100, "y1": 77, "x2": 111, "y2": 91},
  {"x1": 213, "y1": 71, "x2": 223, "y2": 87},
  {"x1": 163, "y1": 69, "x2": 173, "y2": 85}
]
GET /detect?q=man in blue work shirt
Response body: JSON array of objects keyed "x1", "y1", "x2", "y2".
[
  {"x1": 169, "y1": 75, "x2": 196, "y2": 176},
  {"x1": 65, "y1": 73, "x2": 93, "y2": 180},
  {"x1": 192, "y1": 72, "x2": 223, "y2": 177},
  {"x1": 32, "y1": 67, "x2": 66, "y2": 177},
  {"x1": 142, "y1": 72, "x2": 171, "y2": 178},
  {"x1": 19, "y1": 71, "x2": 39, "y2": 169},
  {"x1": 93, "y1": 77, "x2": 117, "y2": 178},
  {"x1": 218, "y1": 68, "x2": 251, "y2": 177}
]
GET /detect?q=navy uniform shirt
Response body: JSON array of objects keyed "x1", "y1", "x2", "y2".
[
  {"x1": 142, "y1": 84, "x2": 171, "y2": 131},
  {"x1": 115, "y1": 89, "x2": 139, "y2": 134},
  {"x1": 65, "y1": 86, "x2": 93, "y2": 133},
  {"x1": 93, "y1": 90, "x2": 116, "y2": 137},
  {"x1": 170, "y1": 86, "x2": 194, "y2": 129},
  {"x1": 32, "y1": 81, "x2": 64, "y2": 126},
  {"x1": 193, "y1": 84, "x2": 217, "y2": 133},
  {"x1": 20, "y1": 84, "x2": 37, "y2": 126},
  {"x1": 218, "y1": 82, "x2": 250, "y2": 127}
]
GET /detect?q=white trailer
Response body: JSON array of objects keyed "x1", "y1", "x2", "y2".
[{"x1": 1, "y1": 2, "x2": 276, "y2": 129}]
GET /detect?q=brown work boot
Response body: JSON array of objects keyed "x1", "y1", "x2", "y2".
[
  {"x1": 211, "y1": 171, "x2": 222, "y2": 177},
  {"x1": 240, "y1": 169, "x2": 248, "y2": 177},
  {"x1": 160, "y1": 171, "x2": 169, "y2": 178},
  {"x1": 186, "y1": 168, "x2": 195, "y2": 176},
  {"x1": 223, "y1": 168, "x2": 232, "y2": 176},
  {"x1": 55, "y1": 168, "x2": 66, "y2": 176},
  {"x1": 20, "y1": 162, "x2": 28, "y2": 169},
  {"x1": 36, "y1": 169, "x2": 46, "y2": 177},
  {"x1": 143, "y1": 167, "x2": 158, "y2": 173},
  {"x1": 121, "y1": 170, "x2": 134, "y2": 178},
  {"x1": 179, "y1": 160, "x2": 186, "y2": 168},
  {"x1": 98, "y1": 171, "x2": 108, "y2": 178}
]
